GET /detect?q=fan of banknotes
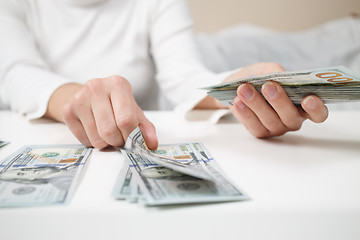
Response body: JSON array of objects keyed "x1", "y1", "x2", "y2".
[
  {"x1": 112, "y1": 127, "x2": 249, "y2": 206},
  {"x1": 202, "y1": 66, "x2": 360, "y2": 106},
  {"x1": 0, "y1": 145, "x2": 92, "y2": 207}
]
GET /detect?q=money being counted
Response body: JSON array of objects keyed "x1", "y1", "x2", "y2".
[
  {"x1": 124, "y1": 127, "x2": 215, "y2": 181},
  {"x1": 202, "y1": 66, "x2": 360, "y2": 106},
  {"x1": 0, "y1": 145, "x2": 92, "y2": 207},
  {"x1": 113, "y1": 127, "x2": 249, "y2": 206}
]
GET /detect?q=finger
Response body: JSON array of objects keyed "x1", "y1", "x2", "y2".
[
  {"x1": 91, "y1": 87, "x2": 125, "y2": 147},
  {"x1": 63, "y1": 104, "x2": 92, "y2": 147},
  {"x1": 261, "y1": 81, "x2": 304, "y2": 130},
  {"x1": 231, "y1": 97, "x2": 271, "y2": 138},
  {"x1": 73, "y1": 93, "x2": 108, "y2": 149},
  {"x1": 137, "y1": 108, "x2": 158, "y2": 150},
  {"x1": 301, "y1": 95, "x2": 328, "y2": 123},
  {"x1": 237, "y1": 83, "x2": 286, "y2": 136},
  {"x1": 110, "y1": 80, "x2": 139, "y2": 144}
]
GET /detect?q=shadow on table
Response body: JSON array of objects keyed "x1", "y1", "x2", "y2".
[{"x1": 145, "y1": 199, "x2": 250, "y2": 211}]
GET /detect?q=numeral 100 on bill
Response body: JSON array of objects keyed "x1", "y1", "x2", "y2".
[{"x1": 316, "y1": 71, "x2": 359, "y2": 83}]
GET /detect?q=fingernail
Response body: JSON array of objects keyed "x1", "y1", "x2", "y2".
[
  {"x1": 303, "y1": 96, "x2": 318, "y2": 110},
  {"x1": 234, "y1": 97, "x2": 246, "y2": 109},
  {"x1": 262, "y1": 81, "x2": 278, "y2": 99},
  {"x1": 238, "y1": 84, "x2": 254, "y2": 101}
]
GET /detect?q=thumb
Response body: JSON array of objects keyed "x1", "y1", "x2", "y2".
[{"x1": 137, "y1": 108, "x2": 158, "y2": 150}]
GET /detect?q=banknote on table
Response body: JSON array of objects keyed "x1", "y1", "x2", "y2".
[
  {"x1": 203, "y1": 66, "x2": 360, "y2": 105},
  {"x1": 112, "y1": 164, "x2": 133, "y2": 200},
  {"x1": 113, "y1": 128, "x2": 249, "y2": 206},
  {"x1": 112, "y1": 164, "x2": 149, "y2": 203},
  {"x1": 124, "y1": 127, "x2": 215, "y2": 181},
  {"x1": 0, "y1": 140, "x2": 9, "y2": 148},
  {"x1": 0, "y1": 145, "x2": 92, "y2": 207}
]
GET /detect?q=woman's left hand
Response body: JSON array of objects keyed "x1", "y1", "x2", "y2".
[{"x1": 228, "y1": 62, "x2": 329, "y2": 138}]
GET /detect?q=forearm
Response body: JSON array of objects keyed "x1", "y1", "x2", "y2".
[{"x1": 44, "y1": 83, "x2": 83, "y2": 122}]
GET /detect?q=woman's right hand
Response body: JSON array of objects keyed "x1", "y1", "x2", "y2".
[{"x1": 45, "y1": 76, "x2": 158, "y2": 150}]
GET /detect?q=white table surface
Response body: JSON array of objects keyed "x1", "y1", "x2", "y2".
[{"x1": 0, "y1": 110, "x2": 359, "y2": 240}]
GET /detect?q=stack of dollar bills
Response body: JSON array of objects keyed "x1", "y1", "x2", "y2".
[
  {"x1": 202, "y1": 66, "x2": 360, "y2": 106},
  {"x1": 112, "y1": 128, "x2": 249, "y2": 206},
  {"x1": 0, "y1": 145, "x2": 92, "y2": 207}
]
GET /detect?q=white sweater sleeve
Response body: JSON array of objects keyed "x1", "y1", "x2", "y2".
[
  {"x1": 149, "y1": 0, "x2": 233, "y2": 116},
  {"x1": 0, "y1": 0, "x2": 74, "y2": 119}
]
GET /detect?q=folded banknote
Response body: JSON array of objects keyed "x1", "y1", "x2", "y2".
[{"x1": 113, "y1": 128, "x2": 249, "y2": 206}]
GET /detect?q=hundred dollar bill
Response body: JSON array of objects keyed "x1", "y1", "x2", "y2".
[
  {"x1": 125, "y1": 127, "x2": 214, "y2": 181},
  {"x1": 114, "y1": 128, "x2": 249, "y2": 205},
  {"x1": 120, "y1": 144, "x2": 248, "y2": 206},
  {"x1": 203, "y1": 66, "x2": 360, "y2": 105},
  {"x1": 0, "y1": 145, "x2": 92, "y2": 207}
]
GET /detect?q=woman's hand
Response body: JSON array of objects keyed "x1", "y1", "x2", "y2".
[
  {"x1": 228, "y1": 62, "x2": 328, "y2": 138},
  {"x1": 45, "y1": 76, "x2": 158, "y2": 149}
]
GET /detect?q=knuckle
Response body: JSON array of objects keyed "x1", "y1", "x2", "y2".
[
  {"x1": 109, "y1": 75, "x2": 125, "y2": 83},
  {"x1": 73, "y1": 89, "x2": 88, "y2": 103},
  {"x1": 109, "y1": 75, "x2": 125, "y2": 82},
  {"x1": 116, "y1": 115, "x2": 137, "y2": 130},
  {"x1": 72, "y1": 98, "x2": 87, "y2": 112},
  {"x1": 110, "y1": 75, "x2": 132, "y2": 91},
  {"x1": 284, "y1": 116, "x2": 303, "y2": 130},
  {"x1": 85, "y1": 78, "x2": 103, "y2": 93},
  {"x1": 99, "y1": 124, "x2": 119, "y2": 139}
]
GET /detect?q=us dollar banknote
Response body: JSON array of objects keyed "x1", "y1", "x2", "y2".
[
  {"x1": 0, "y1": 145, "x2": 92, "y2": 207},
  {"x1": 113, "y1": 128, "x2": 249, "y2": 206},
  {"x1": 203, "y1": 66, "x2": 360, "y2": 105},
  {"x1": 125, "y1": 127, "x2": 215, "y2": 181}
]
